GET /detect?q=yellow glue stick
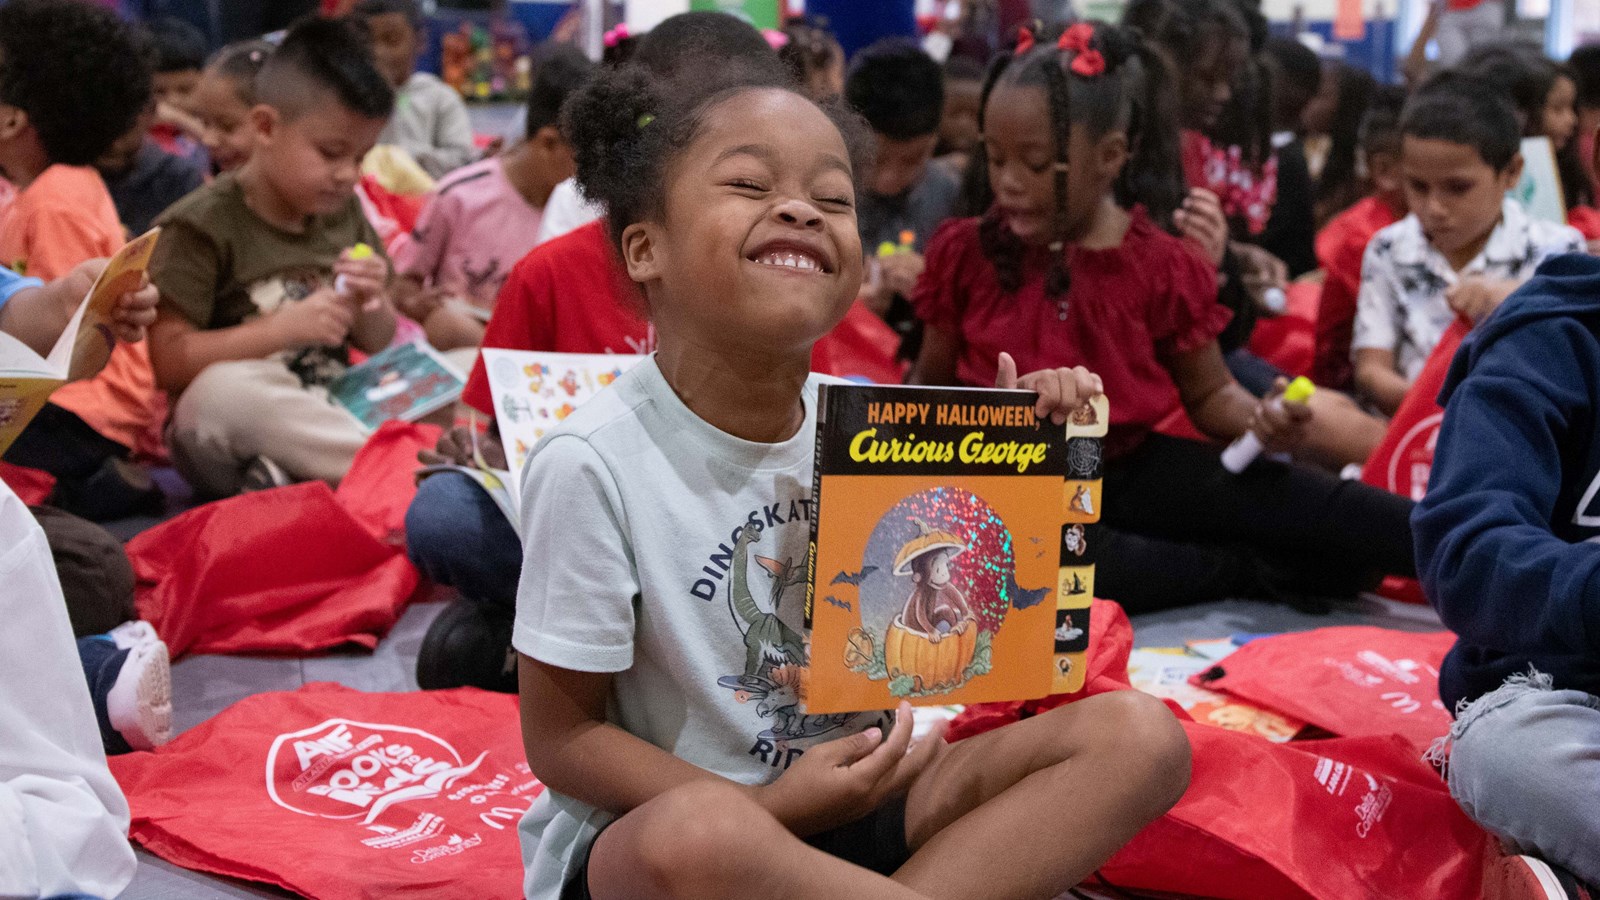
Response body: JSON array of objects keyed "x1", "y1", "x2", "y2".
[
  {"x1": 876, "y1": 241, "x2": 899, "y2": 258},
  {"x1": 1282, "y1": 376, "x2": 1316, "y2": 405},
  {"x1": 336, "y1": 243, "x2": 380, "y2": 309},
  {"x1": 1220, "y1": 376, "x2": 1317, "y2": 473}
]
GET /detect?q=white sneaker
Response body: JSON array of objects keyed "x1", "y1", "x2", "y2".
[
  {"x1": 108, "y1": 620, "x2": 160, "y2": 650},
  {"x1": 106, "y1": 638, "x2": 172, "y2": 751}
]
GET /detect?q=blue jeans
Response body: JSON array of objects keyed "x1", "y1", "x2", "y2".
[
  {"x1": 405, "y1": 472, "x2": 522, "y2": 614},
  {"x1": 1443, "y1": 671, "x2": 1600, "y2": 882}
]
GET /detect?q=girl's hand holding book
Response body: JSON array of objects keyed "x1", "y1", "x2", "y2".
[
  {"x1": 995, "y1": 352, "x2": 1104, "y2": 425},
  {"x1": 752, "y1": 701, "x2": 944, "y2": 838}
]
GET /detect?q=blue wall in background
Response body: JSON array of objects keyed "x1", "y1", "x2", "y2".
[
  {"x1": 1273, "y1": 19, "x2": 1399, "y2": 83},
  {"x1": 806, "y1": 0, "x2": 917, "y2": 57}
]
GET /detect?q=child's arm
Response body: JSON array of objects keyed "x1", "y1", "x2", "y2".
[
  {"x1": 1353, "y1": 347, "x2": 1410, "y2": 415},
  {"x1": 146, "y1": 293, "x2": 354, "y2": 393},
  {"x1": 1168, "y1": 341, "x2": 1311, "y2": 450},
  {"x1": 420, "y1": 304, "x2": 486, "y2": 351},
  {"x1": 0, "y1": 261, "x2": 158, "y2": 358},
  {"x1": 1414, "y1": 312, "x2": 1600, "y2": 658},
  {"x1": 907, "y1": 324, "x2": 960, "y2": 385}
]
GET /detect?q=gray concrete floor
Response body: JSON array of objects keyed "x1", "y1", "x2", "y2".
[{"x1": 115, "y1": 593, "x2": 1442, "y2": 898}]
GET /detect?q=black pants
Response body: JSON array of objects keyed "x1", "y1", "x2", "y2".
[
  {"x1": 6, "y1": 402, "x2": 160, "y2": 520},
  {"x1": 1095, "y1": 434, "x2": 1416, "y2": 615}
]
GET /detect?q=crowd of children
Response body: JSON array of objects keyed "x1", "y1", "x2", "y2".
[{"x1": 4, "y1": 0, "x2": 1600, "y2": 895}]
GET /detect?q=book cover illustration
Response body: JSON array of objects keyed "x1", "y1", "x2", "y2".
[
  {"x1": 328, "y1": 341, "x2": 464, "y2": 432},
  {"x1": 1055, "y1": 393, "x2": 1108, "y2": 695},
  {"x1": 1127, "y1": 647, "x2": 1304, "y2": 742},
  {"x1": 805, "y1": 385, "x2": 1100, "y2": 714},
  {"x1": 481, "y1": 349, "x2": 646, "y2": 474},
  {"x1": 0, "y1": 228, "x2": 161, "y2": 456}
]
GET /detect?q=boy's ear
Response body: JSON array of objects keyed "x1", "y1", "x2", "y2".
[
  {"x1": 0, "y1": 103, "x2": 28, "y2": 142},
  {"x1": 532, "y1": 125, "x2": 565, "y2": 152},
  {"x1": 249, "y1": 104, "x2": 279, "y2": 143},
  {"x1": 1499, "y1": 152, "x2": 1525, "y2": 191},
  {"x1": 619, "y1": 221, "x2": 664, "y2": 284}
]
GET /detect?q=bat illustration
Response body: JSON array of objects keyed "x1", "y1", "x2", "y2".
[
  {"x1": 1028, "y1": 536, "x2": 1045, "y2": 544},
  {"x1": 1007, "y1": 572, "x2": 1051, "y2": 609},
  {"x1": 830, "y1": 566, "x2": 878, "y2": 586},
  {"x1": 823, "y1": 595, "x2": 852, "y2": 612}
]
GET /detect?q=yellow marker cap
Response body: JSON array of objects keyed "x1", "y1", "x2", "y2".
[
  {"x1": 1283, "y1": 376, "x2": 1316, "y2": 404},
  {"x1": 876, "y1": 241, "x2": 898, "y2": 258},
  {"x1": 348, "y1": 243, "x2": 374, "y2": 260}
]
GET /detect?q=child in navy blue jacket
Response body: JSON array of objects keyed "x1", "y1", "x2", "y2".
[{"x1": 1414, "y1": 251, "x2": 1600, "y2": 889}]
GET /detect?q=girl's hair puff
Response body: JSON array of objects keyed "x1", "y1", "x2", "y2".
[
  {"x1": 562, "y1": 64, "x2": 874, "y2": 262},
  {"x1": 208, "y1": 39, "x2": 275, "y2": 106},
  {"x1": 973, "y1": 21, "x2": 1184, "y2": 298}
]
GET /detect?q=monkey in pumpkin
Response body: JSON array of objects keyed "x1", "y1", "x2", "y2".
[{"x1": 895, "y1": 519, "x2": 975, "y2": 643}]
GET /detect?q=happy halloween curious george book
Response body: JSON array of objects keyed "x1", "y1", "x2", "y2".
[{"x1": 803, "y1": 384, "x2": 1108, "y2": 714}]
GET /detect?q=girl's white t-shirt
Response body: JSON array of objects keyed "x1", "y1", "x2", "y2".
[{"x1": 513, "y1": 357, "x2": 887, "y2": 899}]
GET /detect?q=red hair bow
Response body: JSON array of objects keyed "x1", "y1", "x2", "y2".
[
  {"x1": 1071, "y1": 48, "x2": 1106, "y2": 77},
  {"x1": 1058, "y1": 22, "x2": 1094, "y2": 53},
  {"x1": 1016, "y1": 27, "x2": 1035, "y2": 54}
]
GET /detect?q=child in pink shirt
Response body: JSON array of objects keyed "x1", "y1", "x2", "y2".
[{"x1": 392, "y1": 46, "x2": 594, "y2": 351}]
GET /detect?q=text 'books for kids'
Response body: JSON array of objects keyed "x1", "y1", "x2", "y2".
[
  {"x1": 804, "y1": 385, "x2": 1108, "y2": 714},
  {"x1": 0, "y1": 228, "x2": 159, "y2": 455}
]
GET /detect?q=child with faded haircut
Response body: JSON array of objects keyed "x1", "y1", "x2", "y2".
[{"x1": 146, "y1": 18, "x2": 398, "y2": 498}]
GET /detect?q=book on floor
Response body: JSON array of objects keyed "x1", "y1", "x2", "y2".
[
  {"x1": 0, "y1": 227, "x2": 160, "y2": 456},
  {"x1": 327, "y1": 341, "x2": 465, "y2": 432},
  {"x1": 802, "y1": 383, "x2": 1108, "y2": 714}
]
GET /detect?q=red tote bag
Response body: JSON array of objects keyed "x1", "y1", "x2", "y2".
[
  {"x1": 1101, "y1": 726, "x2": 1492, "y2": 899},
  {"x1": 1194, "y1": 626, "x2": 1456, "y2": 751},
  {"x1": 110, "y1": 683, "x2": 540, "y2": 900}
]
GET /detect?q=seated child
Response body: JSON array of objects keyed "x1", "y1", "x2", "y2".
[
  {"x1": 1414, "y1": 252, "x2": 1600, "y2": 888},
  {"x1": 0, "y1": 0, "x2": 165, "y2": 520},
  {"x1": 355, "y1": 0, "x2": 477, "y2": 179},
  {"x1": 911, "y1": 22, "x2": 1416, "y2": 614},
  {"x1": 191, "y1": 40, "x2": 274, "y2": 175},
  {"x1": 407, "y1": 10, "x2": 779, "y2": 692},
  {"x1": 1257, "y1": 36, "x2": 1322, "y2": 279},
  {"x1": 845, "y1": 38, "x2": 960, "y2": 354},
  {"x1": 146, "y1": 18, "x2": 398, "y2": 499},
  {"x1": 392, "y1": 44, "x2": 595, "y2": 352},
  {"x1": 531, "y1": 12, "x2": 782, "y2": 248},
  {"x1": 95, "y1": 100, "x2": 206, "y2": 236},
  {"x1": 1352, "y1": 73, "x2": 1584, "y2": 417},
  {"x1": 932, "y1": 55, "x2": 985, "y2": 183},
  {"x1": 1310, "y1": 86, "x2": 1405, "y2": 391},
  {"x1": 778, "y1": 16, "x2": 846, "y2": 102},
  {"x1": 145, "y1": 16, "x2": 211, "y2": 170},
  {"x1": 514, "y1": 59, "x2": 1189, "y2": 900}
]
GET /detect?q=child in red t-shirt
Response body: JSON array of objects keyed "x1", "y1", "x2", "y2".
[
  {"x1": 910, "y1": 22, "x2": 1416, "y2": 614},
  {"x1": 1310, "y1": 91, "x2": 1406, "y2": 390}
]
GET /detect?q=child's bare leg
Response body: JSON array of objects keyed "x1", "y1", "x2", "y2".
[
  {"x1": 894, "y1": 691, "x2": 1189, "y2": 899},
  {"x1": 1300, "y1": 389, "x2": 1385, "y2": 469},
  {"x1": 587, "y1": 781, "x2": 930, "y2": 900}
]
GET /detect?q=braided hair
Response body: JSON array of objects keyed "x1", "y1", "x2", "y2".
[{"x1": 974, "y1": 21, "x2": 1184, "y2": 302}]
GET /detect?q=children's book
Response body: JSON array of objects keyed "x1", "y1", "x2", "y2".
[
  {"x1": 802, "y1": 384, "x2": 1108, "y2": 714},
  {"x1": 1127, "y1": 647, "x2": 1304, "y2": 742},
  {"x1": 481, "y1": 349, "x2": 645, "y2": 474},
  {"x1": 327, "y1": 341, "x2": 465, "y2": 432},
  {"x1": 1513, "y1": 136, "x2": 1567, "y2": 226},
  {"x1": 0, "y1": 228, "x2": 160, "y2": 456}
]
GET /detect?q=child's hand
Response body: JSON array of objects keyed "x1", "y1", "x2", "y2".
[
  {"x1": 1174, "y1": 188, "x2": 1227, "y2": 268},
  {"x1": 755, "y1": 702, "x2": 943, "y2": 837},
  {"x1": 1233, "y1": 242, "x2": 1289, "y2": 311},
  {"x1": 333, "y1": 245, "x2": 389, "y2": 312},
  {"x1": 1252, "y1": 376, "x2": 1313, "y2": 453},
  {"x1": 419, "y1": 424, "x2": 507, "y2": 470},
  {"x1": 270, "y1": 288, "x2": 355, "y2": 348},
  {"x1": 1446, "y1": 277, "x2": 1516, "y2": 324},
  {"x1": 394, "y1": 282, "x2": 452, "y2": 324},
  {"x1": 996, "y1": 352, "x2": 1103, "y2": 426},
  {"x1": 878, "y1": 250, "x2": 925, "y2": 300},
  {"x1": 109, "y1": 274, "x2": 160, "y2": 343}
]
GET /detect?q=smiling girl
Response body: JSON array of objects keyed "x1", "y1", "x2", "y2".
[{"x1": 513, "y1": 63, "x2": 1190, "y2": 900}]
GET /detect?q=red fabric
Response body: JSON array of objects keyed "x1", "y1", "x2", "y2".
[
  {"x1": 336, "y1": 421, "x2": 441, "y2": 545},
  {"x1": 1568, "y1": 205, "x2": 1600, "y2": 241},
  {"x1": 1361, "y1": 318, "x2": 1469, "y2": 503},
  {"x1": 1182, "y1": 131, "x2": 1280, "y2": 236},
  {"x1": 462, "y1": 221, "x2": 651, "y2": 415},
  {"x1": 0, "y1": 461, "x2": 54, "y2": 506},
  {"x1": 1245, "y1": 279, "x2": 1319, "y2": 378},
  {"x1": 127, "y1": 425, "x2": 436, "y2": 658},
  {"x1": 1312, "y1": 196, "x2": 1404, "y2": 389},
  {"x1": 1101, "y1": 726, "x2": 1491, "y2": 899},
  {"x1": 110, "y1": 683, "x2": 541, "y2": 899},
  {"x1": 945, "y1": 599, "x2": 1133, "y2": 741},
  {"x1": 809, "y1": 300, "x2": 906, "y2": 384},
  {"x1": 359, "y1": 174, "x2": 425, "y2": 234},
  {"x1": 1195, "y1": 627, "x2": 1456, "y2": 751},
  {"x1": 911, "y1": 213, "x2": 1228, "y2": 460}
]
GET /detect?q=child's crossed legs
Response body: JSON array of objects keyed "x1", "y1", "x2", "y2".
[{"x1": 583, "y1": 691, "x2": 1189, "y2": 900}]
